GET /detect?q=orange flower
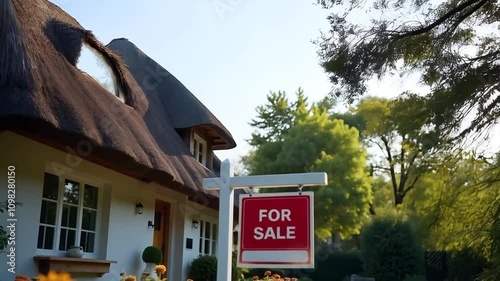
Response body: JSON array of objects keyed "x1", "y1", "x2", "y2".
[
  {"x1": 272, "y1": 274, "x2": 281, "y2": 279},
  {"x1": 124, "y1": 275, "x2": 136, "y2": 281},
  {"x1": 186, "y1": 279, "x2": 194, "y2": 281},
  {"x1": 284, "y1": 278, "x2": 291, "y2": 281},
  {"x1": 253, "y1": 276, "x2": 260, "y2": 280},
  {"x1": 264, "y1": 271, "x2": 272, "y2": 276},
  {"x1": 155, "y1": 264, "x2": 167, "y2": 275},
  {"x1": 291, "y1": 278, "x2": 298, "y2": 281},
  {"x1": 38, "y1": 271, "x2": 74, "y2": 281}
]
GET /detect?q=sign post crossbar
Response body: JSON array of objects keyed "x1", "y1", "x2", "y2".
[{"x1": 202, "y1": 159, "x2": 328, "y2": 281}]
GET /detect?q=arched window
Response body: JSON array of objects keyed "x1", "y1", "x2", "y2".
[{"x1": 76, "y1": 44, "x2": 126, "y2": 103}]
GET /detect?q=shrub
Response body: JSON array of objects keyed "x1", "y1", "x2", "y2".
[
  {"x1": 306, "y1": 250, "x2": 363, "y2": 281},
  {"x1": 142, "y1": 246, "x2": 162, "y2": 264},
  {"x1": 189, "y1": 255, "x2": 217, "y2": 281},
  {"x1": 480, "y1": 211, "x2": 500, "y2": 281},
  {"x1": 447, "y1": 248, "x2": 489, "y2": 281},
  {"x1": 231, "y1": 250, "x2": 249, "y2": 281},
  {"x1": 360, "y1": 216, "x2": 424, "y2": 281},
  {"x1": 402, "y1": 275, "x2": 426, "y2": 281}
]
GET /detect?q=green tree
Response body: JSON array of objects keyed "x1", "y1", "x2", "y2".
[
  {"x1": 244, "y1": 90, "x2": 373, "y2": 239},
  {"x1": 315, "y1": 0, "x2": 500, "y2": 138},
  {"x1": 402, "y1": 151, "x2": 500, "y2": 257},
  {"x1": 349, "y1": 95, "x2": 439, "y2": 206}
]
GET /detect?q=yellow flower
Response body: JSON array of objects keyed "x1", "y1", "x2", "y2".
[
  {"x1": 38, "y1": 271, "x2": 74, "y2": 281},
  {"x1": 155, "y1": 264, "x2": 167, "y2": 275},
  {"x1": 186, "y1": 279, "x2": 194, "y2": 281}
]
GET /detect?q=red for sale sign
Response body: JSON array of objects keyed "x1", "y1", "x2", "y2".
[{"x1": 237, "y1": 192, "x2": 314, "y2": 268}]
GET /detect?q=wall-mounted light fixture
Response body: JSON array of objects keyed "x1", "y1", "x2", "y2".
[
  {"x1": 192, "y1": 220, "x2": 199, "y2": 229},
  {"x1": 135, "y1": 202, "x2": 144, "y2": 215}
]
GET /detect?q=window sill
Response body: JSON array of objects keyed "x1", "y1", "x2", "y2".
[{"x1": 33, "y1": 255, "x2": 117, "y2": 277}]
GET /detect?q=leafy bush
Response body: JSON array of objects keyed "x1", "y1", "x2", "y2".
[
  {"x1": 447, "y1": 248, "x2": 489, "y2": 281},
  {"x1": 403, "y1": 275, "x2": 426, "y2": 281},
  {"x1": 142, "y1": 246, "x2": 162, "y2": 264},
  {"x1": 480, "y1": 210, "x2": 500, "y2": 281},
  {"x1": 189, "y1": 255, "x2": 217, "y2": 281},
  {"x1": 232, "y1": 250, "x2": 249, "y2": 281},
  {"x1": 360, "y1": 216, "x2": 424, "y2": 281},
  {"x1": 307, "y1": 250, "x2": 363, "y2": 281}
]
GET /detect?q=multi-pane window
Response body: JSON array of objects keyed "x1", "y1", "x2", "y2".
[
  {"x1": 191, "y1": 133, "x2": 207, "y2": 166},
  {"x1": 38, "y1": 172, "x2": 99, "y2": 254},
  {"x1": 199, "y1": 221, "x2": 217, "y2": 256}
]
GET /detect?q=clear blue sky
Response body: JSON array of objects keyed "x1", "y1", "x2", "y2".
[{"x1": 48, "y1": 0, "x2": 498, "y2": 163}]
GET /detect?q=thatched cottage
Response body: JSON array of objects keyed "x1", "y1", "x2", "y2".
[{"x1": 0, "y1": 0, "x2": 235, "y2": 280}]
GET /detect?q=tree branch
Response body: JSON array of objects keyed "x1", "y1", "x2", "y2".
[
  {"x1": 399, "y1": 135, "x2": 406, "y2": 194},
  {"x1": 372, "y1": 165, "x2": 391, "y2": 172},
  {"x1": 444, "y1": 0, "x2": 489, "y2": 37},
  {"x1": 403, "y1": 175, "x2": 420, "y2": 198},
  {"x1": 393, "y1": 0, "x2": 487, "y2": 40},
  {"x1": 381, "y1": 136, "x2": 399, "y2": 206}
]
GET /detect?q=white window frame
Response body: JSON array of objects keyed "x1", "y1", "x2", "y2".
[
  {"x1": 199, "y1": 220, "x2": 217, "y2": 257},
  {"x1": 190, "y1": 133, "x2": 207, "y2": 166},
  {"x1": 36, "y1": 168, "x2": 103, "y2": 259}
]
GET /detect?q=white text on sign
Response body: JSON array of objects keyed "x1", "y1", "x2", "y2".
[{"x1": 254, "y1": 209, "x2": 296, "y2": 240}]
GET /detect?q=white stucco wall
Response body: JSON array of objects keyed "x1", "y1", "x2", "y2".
[
  {"x1": 0, "y1": 132, "x2": 220, "y2": 281},
  {"x1": 155, "y1": 186, "x2": 219, "y2": 281}
]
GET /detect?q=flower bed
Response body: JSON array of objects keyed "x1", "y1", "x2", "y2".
[{"x1": 251, "y1": 270, "x2": 300, "y2": 281}]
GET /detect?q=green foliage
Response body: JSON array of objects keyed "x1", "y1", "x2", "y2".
[
  {"x1": 404, "y1": 152, "x2": 500, "y2": 255},
  {"x1": 306, "y1": 251, "x2": 363, "y2": 281},
  {"x1": 316, "y1": 0, "x2": 500, "y2": 138},
  {"x1": 244, "y1": 90, "x2": 373, "y2": 239},
  {"x1": 447, "y1": 248, "x2": 490, "y2": 281},
  {"x1": 360, "y1": 216, "x2": 424, "y2": 281},
  {"x1": 142, "y1": 246, "x2": 162, "y2": 264},
  {"x1": 402, "y1": 275, "x2": 426, "y2": 281},
  {"x1": 188, "y1": 255, "x2": 217, "y2": 281},
  {"x1": 347, "y1": 95, "x2": 440, "y2": 207},
  {"x1": 232, "y1": 251, "x2": 249, "y2": 281},
  {"x1": 479, "y1": 204, "x2": 500, "y2": 281}
]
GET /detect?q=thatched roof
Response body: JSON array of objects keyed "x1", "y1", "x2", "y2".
[
  {"x1": 107, "y1": 38, "x2": 236, "y2": 150},
  {"x1": 0, "y1": 0, "x2": 233, "y2": 205}
]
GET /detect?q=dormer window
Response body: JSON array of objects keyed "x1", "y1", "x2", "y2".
[
  {"x1": 76, "y1": 44, "x2": 126, "y2": 103},
  {"x1": 191, "y1": 133, "x2": 207, "y2": 166}
]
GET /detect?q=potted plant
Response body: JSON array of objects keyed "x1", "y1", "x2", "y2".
[{"x1": 141, "y1": 246, "x2": 162, "y2": 280}]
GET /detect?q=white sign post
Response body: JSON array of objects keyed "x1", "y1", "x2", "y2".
[{"x1": 203, "y1": 159, "x2": 328, "y2": 281}]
